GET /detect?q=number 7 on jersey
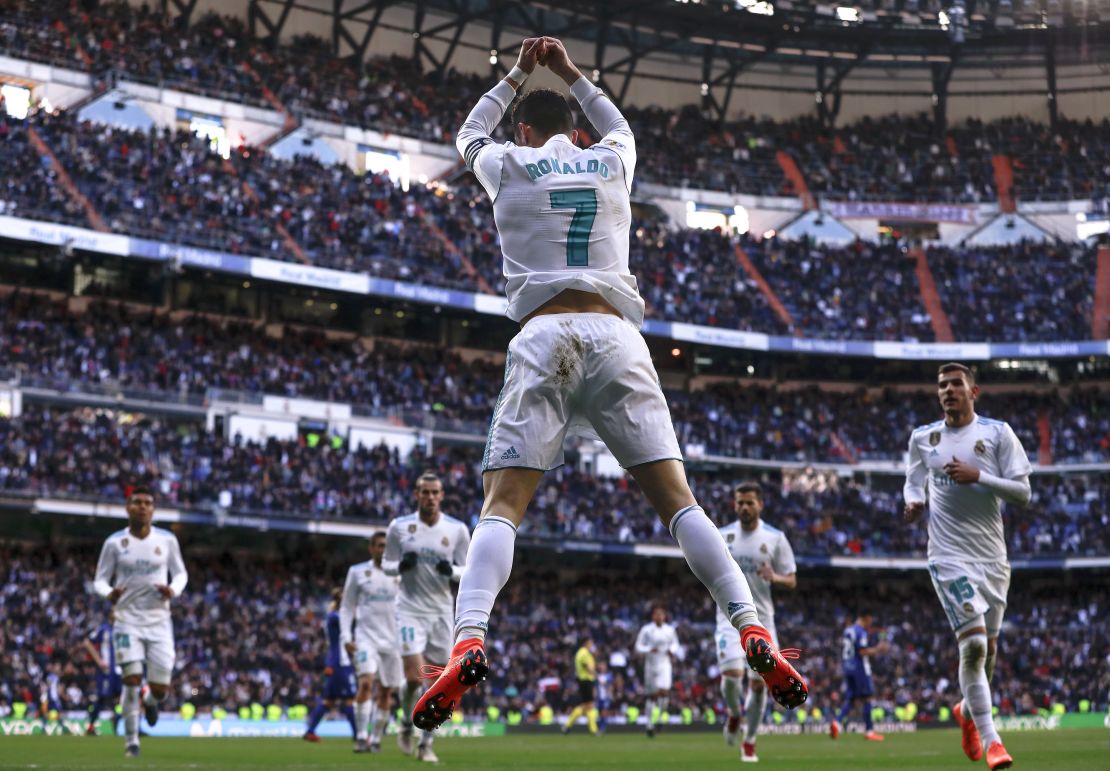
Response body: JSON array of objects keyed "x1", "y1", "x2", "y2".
[{"x1": 550, "y1": 189, "x2": 597, "y2": 267}]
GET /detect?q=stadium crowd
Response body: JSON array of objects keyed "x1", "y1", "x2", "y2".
[
  {"x1": 927, "y1": 241, "x2": 1098, "y2": 342},
  {"x1": 0, "y1": 405, "x2": 1107, "y2": 557},
  {"x1": 1, "y1": 546, "x2": 1106, "y2": 724},
  {"x1": 0, "y1": 100, "x2": 1101, "y2": 342},
  {"x1": 5, "y1": 1, "x2": 1108, "y2": 205}
]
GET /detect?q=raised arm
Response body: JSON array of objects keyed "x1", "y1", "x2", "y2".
[
  {"x1": 541, "y1": 37, "x2": 636, "y2": 189},
  {"x1": 457, "y1": 38, "x2": 545, "y2": 198}
]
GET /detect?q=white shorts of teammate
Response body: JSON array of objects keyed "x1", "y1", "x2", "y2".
[
  {"x1": 716, "y1": 620, "x2": 778, "y2": 681},
  {"x1": 928, "y1": 560, "x2": 1011, "y2": 636},
  {"x1": 114, "y1": 619, "x2": 175, "y2": 684},
  {"x1": 397, "y1": 611, "x2": 453, "y2": 665},
  {"x1": 482, "y1": 314, "x2": 683, "y2": 472},
  {"x1": 644, "y1": 661, "x2": 673, "y2": 693},
  {"x1": 353, "y1": 638, "x2": 404, "y2": 689}
]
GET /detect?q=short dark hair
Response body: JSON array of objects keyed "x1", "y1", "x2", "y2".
[
  {"x1": 128, "y1": 486, "x2": 154, "y2": 500},
  {"x1": 734, "y1": 481, "x2": 763, "y2": 500},
  {"x1": 417, "y1": 471, "x2": 441, "y2": 486},
  {"x1": 937, "y1": 362, "x2": 975, "y2": 384},
  {"x1": 512, "y1": 89, "x2": 574, "y2": 139},
  {"x1": 370, "y1": 531, "x2": 386, "y2": 543}
]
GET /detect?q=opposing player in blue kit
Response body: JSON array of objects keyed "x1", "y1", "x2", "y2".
[
  {"x1": 303, "y1": 589, "x2": 358, "y2": 744},
  {"x1": 830, "y1": 610, "x2": 889, "y2": 741}
]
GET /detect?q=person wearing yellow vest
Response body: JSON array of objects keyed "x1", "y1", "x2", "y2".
[{"x1": 562, "y1": 637, "x2": 599, "y2": 735}]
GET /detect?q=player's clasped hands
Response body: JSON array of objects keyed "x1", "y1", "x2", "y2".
[
  {"x1": 399, "y1": 552, "x2": 419, "y2": 572},
  {"x1": 435, "y1": 559, "x2": 454, "y2": 577},
  {"x1": 943, "y1": 456, "x2": 981, "y2": 484}
]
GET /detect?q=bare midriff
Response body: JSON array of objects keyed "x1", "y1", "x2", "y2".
[{"x1": 521, "y1": 288, "x2": 621, "y2": 326}]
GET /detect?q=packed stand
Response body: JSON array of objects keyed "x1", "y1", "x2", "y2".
[
  {"x1": 0, "y1": 113, "x2": 90, "y2": 227},
  {"x1": 2, "y1": 293, "x2": 1107, "y2": 465},
  {"x1": 799, "y1": 113, "x2": 995, "y2": 204},
  {"x1": 0, "y1": 294, "x2": 503, "y2": 429},
  {"x1": 633, "y1": 221, "x2": 788, "y2": 333},
  {"x1": 1, "y1": 103, "x2": 1102, "y2": 341},
  {"x1": 927, "y1": 241, "x2": 1098, "y2": 342},
  {"x1": 743, "y1": 237, "x2": 936, "y2": 341},
  {"x1": 1, "y1": 405, "x2": 1108, "y2": 557},
  {"x1": 954, "y1": 117, "x2": 1110, "y2": 203},
  {"x1": 2, "y1": 546, "x2": 1106, "y2": 722},
  {"x1": 5, "y1": 1, "x2": 1110, "y2": 204}
]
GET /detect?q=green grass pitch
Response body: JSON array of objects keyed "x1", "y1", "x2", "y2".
[{"x1": 2, "y1": 729, "x2": 1109, "y2": 769}]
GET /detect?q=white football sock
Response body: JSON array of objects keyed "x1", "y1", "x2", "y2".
[
  {"x1": 669, "y1": 505, "x2": 759, "y2": 628},
  {"x1": 657, "y1": 696, "x2": 669, "y2": 723},
  {"x1": 721, "y1": 674, "x2": 743, "y2": 718},
  {"x1": 419, "y1": 730, "x2": 434, "y2": 749},
  {"x1": 959, "y1": 634, "x2": 1001, "y2": 749},
  {"x1": 372, "y1": 703, "x2": 390, "y2": 742},
  {"x1": 355, "y1": 700, "x2": 371, "y2": 742},
  {"x1": 454, "y1": 516, "x2": 517, "y2": 644},
  {"x1": 645, "y1": 699, "x2": 656, "y2": 727},
  {"x1": 744, "y1": 686, "x2": 767, "y2": 743},
  {"x1": 400, "y1": 681, "x2": 421, "y2": 726},
  {"x1": 121, "y1": 685, "x2": 140, "y2": 744}
]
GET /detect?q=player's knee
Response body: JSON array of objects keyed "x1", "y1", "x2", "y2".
[
  {"x1": 749, "y1": 680, "x2": 765, "y2": 692},
  {"x1": 959, "y1": 634, "x2": 987, "y2": 668},
  {"x1": 149, "y1": 683, "x2": 168, "y2": 699},
  {"x1": 121, "y1": 663, "x2": 143, "y2": 681}
]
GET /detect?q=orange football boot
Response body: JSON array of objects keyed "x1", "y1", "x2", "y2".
[
  {"x1": 741, "y1": 625, "x2": 808, "y2": 708},
  {"x1": 411, "y1": 638, "x2": 488, "y2": 730}
]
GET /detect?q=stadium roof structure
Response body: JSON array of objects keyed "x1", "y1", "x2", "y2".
[{"x1": 183, "y1": 0, "x2": 1110, "y2": 127}]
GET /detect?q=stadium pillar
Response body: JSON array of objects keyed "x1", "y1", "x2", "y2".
[
  {"x1": 1045, "y1": 35, "x2": 1059, "y2": 131},
  {"x1": 1092, "y1": 243, "x2": 1110, "y2": 340},
  {"x1": 930, "y1": 58, "x2": 957, "y2": 135}
]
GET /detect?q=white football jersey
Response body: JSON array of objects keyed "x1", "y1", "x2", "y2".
[
  {"x1": 384, "y1": 512, "x2": 470, "y2": 616},
  {"x1": 93, "y1": 527, "x2": 187, "y2": 628},
  {"x1": 460, "y1": 78, "x2": 645, "y2": 326},
  {"x1": 339, "y1": 560, "x2": 400, "y2": 652},
  {"x1": 716, "y1": 520, "x2": 796, "y2": 629},
  {"x1": 904, "y1": 414, "x2": 1032, "y2": 563},
  {"x1": 635, "y1": 622, "x2": 679, "y2": 670}
]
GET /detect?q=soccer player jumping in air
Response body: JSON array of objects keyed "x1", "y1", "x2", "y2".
[
  {"x1": 904, "y1": 363, "x2": 1031, "y2": 770},
  {"x1": 413, "y1": 36, "x2": 808, "y2": 731}
]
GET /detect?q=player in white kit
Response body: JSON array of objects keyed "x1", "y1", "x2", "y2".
[
  {"x1": 904, "y1": 363, "x2": 1030, "y2": 771},
  {"x1": 715, "y1": 482, "x2": 796, "y2": 763},
  {"x1": 384, "y1": 472, "x2": 470, "y2": 763},
  {"x1": 92, "y1": 487, "x2": 187, "y2": 758},
  {"x1": 634, "y1": 606, "x2": 680, "y2": 739},
  {"x1": 340, "y1": 531, "x2": 402, "y2": 754},
  {"x1": 415, "y1": 35, "x2": 806, "y2": 732}
]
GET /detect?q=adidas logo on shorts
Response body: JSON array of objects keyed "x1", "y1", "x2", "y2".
[{"x1": 500, "y1": 446, "x2": 521, "y2": 460}]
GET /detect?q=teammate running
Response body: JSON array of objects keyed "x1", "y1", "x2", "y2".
[
  {"x1": 303, "y1": 589, "x2": 358, "y2": 743},
  {"x1": 635, "y1": 606, "x2": 679, "y2": 739},
  {"x1": 81, "y1": 614, "x2": 122, "y2": 737},
  {"x1": 715, "y1": 481, "x2": 796, "y2": 763},
  {"x1": 904, "y1": 362, "x2": 1031, "y2": 770},
  {"x1": 414, "y1": 34, "x2": 806, "y2": 733},
  {"x1": 830, "y1": 610, "x2": 890, "y2": 741},
  {"x1": 340, "y1": 531, "x2": 402, "y2": 753},
  {"x1": 92, "y1": 486, "x2": 187, "y2": 757},
  {"x1": 384, "y1": 471, "x2": 470, "y2": 762}
]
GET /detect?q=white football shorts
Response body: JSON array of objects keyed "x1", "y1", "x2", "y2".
[
  {"x1": 927, "y1": 560, "x2": 1011, "y2": 636},
  {"x1": 397, "y1": 611, "x2": 453, "y2": 665},
  {"x1": 114, "y1": 619, "x2": 175, "y2": 684},
  {"x1": 644, "y1": 660, "x2": 673, "y2": 693},
  {"x1": 482, "y1": 313, "x2": 683, "y2": 472},
  {"x1": 716, "y1": 620, "x2": 779, "y2": 680},
  {"x1": 353, "y1": 636, "x2": 404, "y2": 689}
]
